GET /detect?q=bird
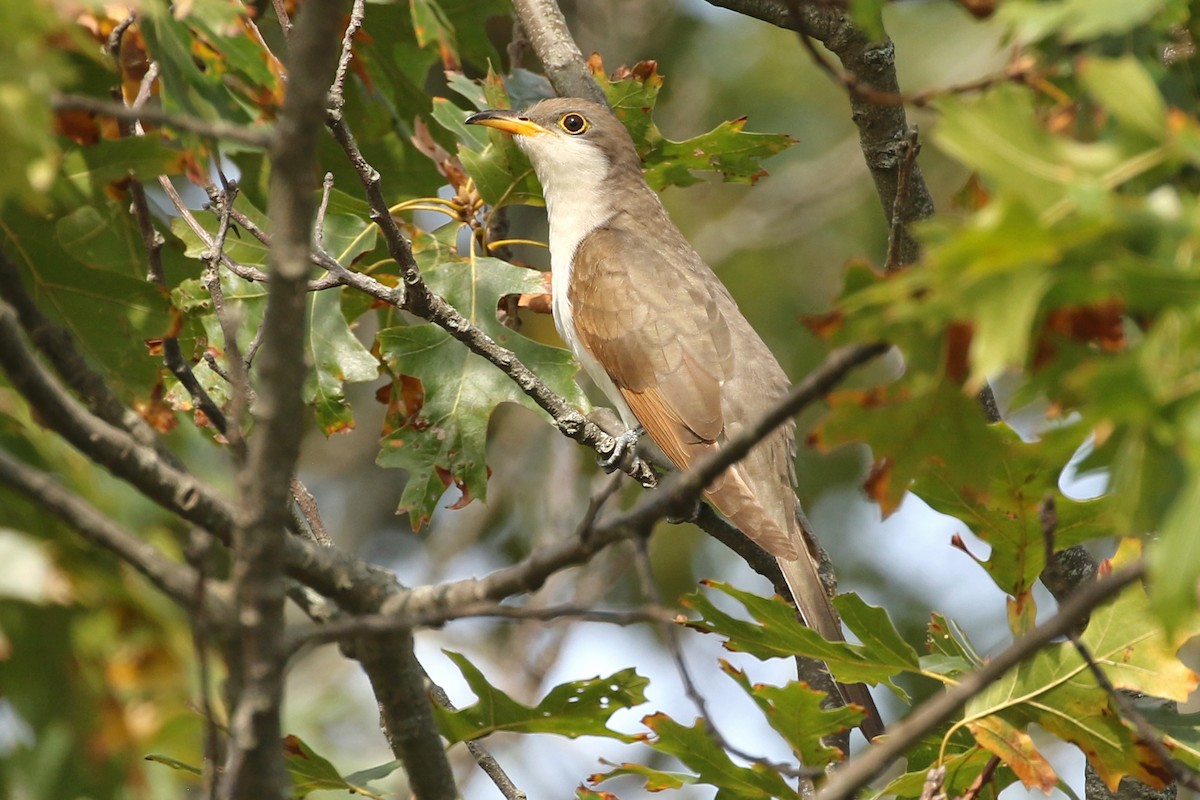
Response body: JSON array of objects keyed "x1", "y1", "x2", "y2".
[{"x1": 466, "y1": 97, "x2": 884, "y2": 740}]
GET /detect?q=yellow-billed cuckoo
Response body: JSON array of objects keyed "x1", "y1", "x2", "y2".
[{"x1": 467, "y1": 98, "x2": 883, "y2": 740}]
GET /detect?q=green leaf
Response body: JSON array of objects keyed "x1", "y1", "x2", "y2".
[
  {"x1": 342, "y1": 759, "x2": 405, "y2": 786},
  {"x1": 1150, "y1": 472, "x2": 1200, "y2": 631},
  {"x1": 836, "y1": 592, "x2": 922, "y2": 671},
  {"x1": 303, "y1": 288, "x2": 379, "y2": 435},
  {"x1": 376, "y1": 253, "x2": 586, "y2": 528},
  {"x1": 60, "y1": 136, "x2": 183, "y2": 190},
  {"x1": 635, "y1": 714, "x2": 799, "y2": 800},
  {"x1": 433, "y1": 651, "x2": 647, "y2": 742},
  {"x1": 999, "y1": 0, "x2": 1168, "y2": 43},
  {"x1": 1139, "y1": 708, "x2": 1200, "y2": 771},
  {"x1": 913, "y1": 425, "x2": 1113, "y2": 599},
  {"x1": 590, "y1": 764, "x2": 695, "y2": 792},
  {"x1": 3, "y1": 203, "x2": 172, "y2": 392},
  {"x1": 139, "y1": 1, "x2": 254, "y2": 124},
  {"x1": 875, "y1": 744, "x2": 1006, "y2": 800},
  {"x1": 922, "y1": 613, "x2": 981, "y2": 679},
  {"x1": 683, "y1": 582, "x2": 917, "y2": 697},
  {"x1": 934, "y1": 86, "x2": 1119, "y2": 214},
  {"x1": 410, "y1": 0, "x2": 456, "y2": 51},
  {"x1": 643, "y1": 118, "x2": 796, "y2": 191},
  {"x1": 1078, "y1": 56, "x2": 1167, "y2": 140},
  {"x1": 720, "y1": 662, "x2": 856, "y2": 769},
  {"x1": 284, "y1": 735, "x2": 385, "y2": 799}
]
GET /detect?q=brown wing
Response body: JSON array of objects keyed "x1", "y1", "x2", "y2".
[
  {"x1": 569, "y1": 224, "x2": 797, "y2": 558},
  {"x1": 571, "y1": 219, "x2": 884, "y2": 737}
]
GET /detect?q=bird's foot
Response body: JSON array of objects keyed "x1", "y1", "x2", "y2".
[{"x1": 598, "y1": 425, "x2": 644, "y2": 472}]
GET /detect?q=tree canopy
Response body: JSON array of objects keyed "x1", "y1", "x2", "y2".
[{"x1": 1, "y1": 0, "x2": 1199, "y2": 798}]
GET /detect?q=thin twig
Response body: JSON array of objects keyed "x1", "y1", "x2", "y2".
[
  {"x1": 51, "y1": 94, "x2": 272, "y2": 147},
  {"x1": 884, "y1": 127, "x2": 921, "y2": 272},
  {"x1": 0, "y1": 448, "x2": 229, "y2": 616},
  {"x1": 271, "y1": 0, "x2": 292, "y2": 36},
  {"x1": 185, "y1": 528, "x2": 224, "y2": 800},
  {"x1": 426, "y1": 679, "x2": 528, "y2": 800},
  {"x1": 287, "y1": 602, "x2": 676, "y2": 654},
  {"x1": 631, "y1": 540, "x2": 811, "y2": 782},
  {"x1": 954, "y1": 756, "x2": 1000, "y2": 800}
]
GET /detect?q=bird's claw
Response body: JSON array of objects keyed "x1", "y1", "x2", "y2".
[{"x1": 598, "y1": 425, "x2": 644, "y2": 472}]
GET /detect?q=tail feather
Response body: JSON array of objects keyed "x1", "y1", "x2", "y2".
[{"x1": 775, "y1": 551, "x2": 885, "y2": 742}]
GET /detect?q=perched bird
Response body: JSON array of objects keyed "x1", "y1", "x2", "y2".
[{"x1": 467, "y1": 98, "x2": 883, "y2": 740}]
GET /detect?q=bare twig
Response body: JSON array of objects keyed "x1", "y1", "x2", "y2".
[
  {"x1": 383, "y1": 342, "x2": 888, "y2": 620},
  {"x1": 271, "y1": 0, "x2": 292, "y2": 36},
  {"x1": 290, "y1": 602, "x2": 674, "y2": 656},
  {"x1": 0, "y1": 448, "x2": 229, "y2": 617},
  {"x1": 51, "y1": 94, "x2": 272, "y2": 147},
  {"x1": 815, "y1": 562, "x2": 1146, "y2": 800},
  {"x1": 884, "y1": 127, "x2": 921, "y2": 272},
  {"x1": 185, "y1": 528, "x2": 225, "y2": 800},
  {"x1": 955, "y1": 756, "x2": 1000, "y2": 800}
]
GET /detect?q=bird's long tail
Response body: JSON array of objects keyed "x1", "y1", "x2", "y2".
[
  {"x1": 703, "y1": 459, "x2": 885, "y2": 740},
  {"x1": 775, "y1": 546, "x2": 885, "y2": 741}
]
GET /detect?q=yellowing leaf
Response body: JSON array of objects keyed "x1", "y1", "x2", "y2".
[
  {"x1": 964, "y1": 540, "x2": 1198, "y2": 790},
  {"x1": 967, "y1": 715, "x2": 1056, "y2": 791}
]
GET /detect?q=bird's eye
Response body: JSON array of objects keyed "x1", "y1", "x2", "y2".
[{"x1": 559, "y1": 113, "x2": 589, "y2": 135}]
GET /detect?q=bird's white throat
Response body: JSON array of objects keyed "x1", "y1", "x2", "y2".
[{"x1": 514, "y1": 132, "x2": 636, "y2": 425}]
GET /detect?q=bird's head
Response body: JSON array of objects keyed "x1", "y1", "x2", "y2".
[{"x1": 465, "y1": 98, "x2": 642, "y2": 197}]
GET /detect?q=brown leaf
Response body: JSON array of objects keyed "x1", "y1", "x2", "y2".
[
  {"x1": 412, "y1": 116, "x2": 469, "y2": 191},
  {"x1": 944, "y1": 321, "x2": 974, "y2": 384},
  {"x1": 134, "y1": 381, "x2": 178, "y2": 434},
  {"x1": 1034, "y1": 299, "x2": 1126, "y2": 369},
  {"x1": 379, "y1": 375, "x2": 426, "y2": 435},
  {"x1": 800, "y1": 309, "x2": 844, "y2": 339},
  {"x1": 863, "y1": 457, "x2": 900, "y2": 516},
  {"x1": 969, "y1": 716, "x2": 1058, "y2": 791}
]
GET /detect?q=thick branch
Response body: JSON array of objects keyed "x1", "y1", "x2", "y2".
[
  {"x1": 350, "y1": 631, "x2": 458, "y2": 800},
  {"x1": 509, "y1": 0, "x2": 605, "y2": 104},
  {"x1": 220, "y1": 2, "x2": 348, "y2": 797},
  {"x1": 707, "y1": 0, "x2": 935, "y2": 268}
]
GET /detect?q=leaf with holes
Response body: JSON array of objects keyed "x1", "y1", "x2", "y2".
[{"x1": 433, "y1": 651, "x2": 647, "y2": 743}]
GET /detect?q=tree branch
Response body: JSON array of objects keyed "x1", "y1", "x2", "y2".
[
  {"x1": 51, "y1": 94, "x2": 272, "y2": 147},
  {"x1": 0, "y1": 448, "x2": 231, "y2": 619},
  {"x1": 381, "y1": 343, "x2": 888, "y2": 621},
  {"x1": 220, "y1": 1, "x2": 348, "y2": 796},
  {"x1": 509, "y1": 0, "x2": 606, "y2": 104}
]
